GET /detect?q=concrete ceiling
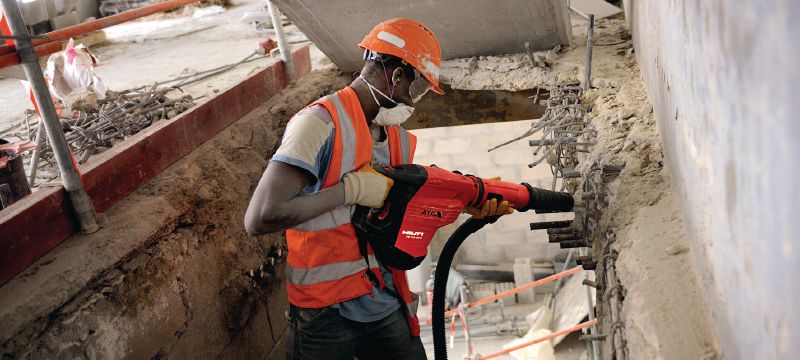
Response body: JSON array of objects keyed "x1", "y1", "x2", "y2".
[{"x1": 271, "y1": 0, "x2": 572, "y2": 72}]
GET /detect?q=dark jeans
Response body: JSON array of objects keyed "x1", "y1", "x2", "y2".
[{"x1": 286, "y1": 305, "x2": 427, "y2": 360}]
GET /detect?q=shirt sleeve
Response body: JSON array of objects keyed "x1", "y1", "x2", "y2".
[{"x1": 270, "y1": 105, "x2": 334, "y2": 187}]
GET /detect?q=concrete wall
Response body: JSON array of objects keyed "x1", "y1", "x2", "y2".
[
  {"x1": 625, "y1": 1, "x2": 800, "y2": 359},
  {"x1": 271, "y1": 0, "x2": 571, "y2": 72}
]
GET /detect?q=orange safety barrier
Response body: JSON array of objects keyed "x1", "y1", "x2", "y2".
[
  {"x1": 480, "y1": 319, "x2": 599, "y2": 360},
  {"x1": 428, "y1": 265, "x2": 583, "y2": 323}
]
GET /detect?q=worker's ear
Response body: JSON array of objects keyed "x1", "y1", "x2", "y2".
[{"x1": 391, "y1": 67, "x2": 405, "y2": 87}]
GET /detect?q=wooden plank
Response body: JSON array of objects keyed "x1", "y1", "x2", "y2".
[{"x1": 0, "y1": 46, "x2": 311, "y2": 286}]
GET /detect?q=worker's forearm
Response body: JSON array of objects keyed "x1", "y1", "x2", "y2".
[
  {"x1": 245, "y1": 182, "x2": 345, "y2": 235},
  {"x1": 269, "y1": 182, "x2": 345, "y2": 228}
]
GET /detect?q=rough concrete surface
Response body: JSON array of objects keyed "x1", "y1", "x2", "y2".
[
  {"x1": 270, "y1": 0, "x2": 571, "y2": 72},
  {"x1": 625, "y1": 1, "x2": 800, "y2": 359},
  {"x1": 0, "y1": 68, "x2": 350, "y2": 359},
  {"x1": 572, "y1": 18, "x2": 721, "y2": 359}
]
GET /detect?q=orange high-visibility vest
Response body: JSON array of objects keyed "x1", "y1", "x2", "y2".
[{"x1": 284, "y1": 86, "x2": 421, "y2": 335}]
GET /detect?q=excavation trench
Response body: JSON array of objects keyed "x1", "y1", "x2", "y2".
[{"x1": 0, "y1": 68, "x2": 545, "y2": 359}]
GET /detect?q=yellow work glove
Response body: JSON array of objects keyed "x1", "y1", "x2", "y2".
[
  {"x1": 466, "y1": 198, "x2": 515, "y2": 219},
  {"x1": 465, "y1": 177, "x2": 515, "y2": 219},
  {"x1": 343, "y1": 164, "x2": 394, "y2": 208}
]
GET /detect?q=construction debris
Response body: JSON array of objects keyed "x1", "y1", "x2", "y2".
[{"x1": 28, "y1": 86, "x2": 194, "y2": 167}]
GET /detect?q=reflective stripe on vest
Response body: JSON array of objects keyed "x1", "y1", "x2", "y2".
[
  {"x1": 387, "y1": 126, "x2": 417, "y2": 165},
  {"x1": 330, "y1": 94, "x2": 358, "y2": 180},
  {"x1": 287, "y1": 253, "x2": 379, "y2": 286},
  {"x1": 291, "y1": 205, "x2": 353, "y2": 232}
]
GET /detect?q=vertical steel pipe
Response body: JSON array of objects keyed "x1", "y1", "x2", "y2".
[
  {"x1": 267, "y1": 0, "x2": 295, "y2": 81},
  {"x1": 583, "y1": 14, "x2": 594, "y2": 93},
  {"x1": 1, "y1": 0, "x2": 98, "y2": 233},
  {"x1": 581, "y1": 248, "x2": 600, "y2": 360}
]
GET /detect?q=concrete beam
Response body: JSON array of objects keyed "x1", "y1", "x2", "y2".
[{"x1": 270, "y1": 0, "x2": 571, "y2": 72}]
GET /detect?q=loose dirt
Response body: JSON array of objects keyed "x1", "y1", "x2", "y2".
[{"x1": 0, "y1": 67, "x2": 351, "y2": 359}]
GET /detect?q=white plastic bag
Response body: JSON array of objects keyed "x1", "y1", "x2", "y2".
[{"x1": 44, "y1": 38, "x2": 107, "y2": 105}]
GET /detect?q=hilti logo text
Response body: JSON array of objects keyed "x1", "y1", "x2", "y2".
[{"x1": 402, "y1": 230, "x2": 425, "y2": 237}]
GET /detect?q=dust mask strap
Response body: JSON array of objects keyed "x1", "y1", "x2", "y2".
[
  {"x1": 359, "y1": 76, "x2": 414, "y2": 127},
  {"x1": 360, "y1": 76, "x2": 396, "y2": 107}
]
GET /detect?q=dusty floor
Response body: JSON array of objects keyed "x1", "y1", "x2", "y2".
[{"x1": 418, "y1": 302, "x2": 587, "y2": 360}]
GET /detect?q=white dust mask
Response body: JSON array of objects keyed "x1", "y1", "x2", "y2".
[{"x1": 360, "y1": 76, "x2": 415, "y2": 126}]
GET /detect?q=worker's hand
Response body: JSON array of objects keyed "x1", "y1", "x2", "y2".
[
  {"x1": 465, "y1": 177, "x2": 515, "y2": 219},
  {"x1": 343, "y1": 164, "x2": 394, "y2": 208},
  {"x1": 466, "y1": 198, "x2": 515, "y2": 219}
]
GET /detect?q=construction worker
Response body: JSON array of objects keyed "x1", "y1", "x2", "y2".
[{"x1": 244, "y1": 18, "x2": 512, "y2": 360}]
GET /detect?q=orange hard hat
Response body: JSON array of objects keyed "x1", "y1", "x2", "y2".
[{"x1": 359, "y1": 18, "x2": 444, "y2": 95}]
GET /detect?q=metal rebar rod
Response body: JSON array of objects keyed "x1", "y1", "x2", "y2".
[
  {"x1": 559, "y1": 239, "x2": 589, "y2": 248},
  {"x1": 2, "y1": 0, "x2": 98, "y2": 233},
  {"x1": 459, "y1": 286, "x2": 473, "y2": 357},
  {"x1": 26, "y1": 118, "x2": 45, "y2": 186},
  {"x1": 530, "y1": 219, "x2": 574, "y2": 230},
  {"x1": 267, "y1": 0, "x2": 295, "y2": 81},
  {"x1": 606, "y1": 257, "x2": 627, "y2": 360},
  {"x1": 549, "y1": 233, "x2": 585, "y2": 242},
  {"x1": 583, "y1": 14, "x2": 595, "y2": 93},
  {"x1": 547, "y1": 249, "x2": 574, "y2": 311}
]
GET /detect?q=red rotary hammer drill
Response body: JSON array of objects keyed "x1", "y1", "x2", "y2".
[{"x1": 352, "y1": 164, "x2": 574, "y2": 270}]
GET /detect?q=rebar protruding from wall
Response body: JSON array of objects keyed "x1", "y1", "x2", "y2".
[
  {"x1": 559, "y1": 239, "x2": 589, "y2": 249},
  {"x1": 1, "y1": 0, "x2": 98, "y2": 234},
  {"x1": 530, "y1": 219, "x2": 574, "y2": 230},
  {"x1": 549, "y1": 233, "x2": 585, "y2": 243},
  {"x1": 26, "y1": 119, "x2": 45, "y2": 186}
]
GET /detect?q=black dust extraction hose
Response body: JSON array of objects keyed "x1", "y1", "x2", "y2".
[
  {"x1": 432, "y1": 216, "x2": 498, "y2": 360},
  {"x1": 431, "y1": 187, "x2": 573, "y2": 360}
]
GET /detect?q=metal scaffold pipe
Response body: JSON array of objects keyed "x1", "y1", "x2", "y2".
[
  {"x1": 1, "y1": 0, "x2": 98, "y2": 233},
  {"x1": 583, "y1": 14, "x2": 595, "y2": 93},
  {"x1": 267, "y1": 0, "x2": 295, "y2": 81}
]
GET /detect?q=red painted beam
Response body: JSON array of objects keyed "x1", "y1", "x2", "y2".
[
  {"x1": 0, "y1": 0, "x2": 198, "y2": 58},
  {"x1": 0, "y1": 46, "x2": 311, "y2": 286}
]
